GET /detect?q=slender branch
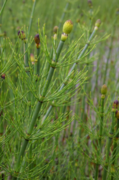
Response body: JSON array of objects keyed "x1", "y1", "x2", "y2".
[
  {"x1": 28, "y1": 0, "x2": 37, "y2": 38},
  {"x1": 0, "y1": 0, "x2": 8, "y2": 16}
]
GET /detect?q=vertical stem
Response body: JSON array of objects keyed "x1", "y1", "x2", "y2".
[
  {"x1": 36, "y1": 47, "x2": 40, "y2": 76},
  {"x1": 80, "y1": 5, "x2": 93, "y2": 139},
  {"x1": 103, "y1": 16, "x2": 117, "y2": 84},
  {"x1": 99, "y1": 98, "x2": 105, "y2": 148},
  {"x1": 29, "y1": 143, "x2": 33, "y2": 176},
  {"x1": 0, "y1": 75, "x2": 5, "y2": 179},
  {"x1": 102, "y1": 108, "x2": 115, "y2": 180},
  {"x1": 41, "y1": 40, "x2": 64, "y2": 97},
  {"x1": 59, "y1": 2, "x2": 70, "y2": 29},
  {"x1": 13, "y1": 139, "x2": 29, "y2": 179},
  {"x1": 110, "y1": 113, "x2": 119, "y2": 180},
  {"x1": 79, "y1": 64, "x2": 88, "y2": 139},
  {"x1": 95, "y1": 96, "x2": 105, "y2": 180},
  {"x1": 24, "y1": 42, "x2": 29, "y2": 68},
  {"x1": 0, "y1": 0, "x2": 8, "y2": 16},
  {"x1": 28, "y1": 0, "x2": 37, "y2": 38}
]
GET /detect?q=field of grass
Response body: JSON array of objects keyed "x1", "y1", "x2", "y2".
[{"x1": 0, "y1": 0, "x2": 119, "y2": 179}]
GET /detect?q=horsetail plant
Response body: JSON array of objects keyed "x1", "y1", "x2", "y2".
[
  {"x1": 41, "y1": 19, "x2": 101, "y2": 136},
  {"x1": 0, "y1": 74, "x2": 5, "y2": 179},
  {"x1": 95, "y1": 84, "x2": 107, "y2": 180},
  {"x1": 79, "y1": 6, "x2": 94, "y2": 140},
  {"x1": 53, "y1": 26, "x2": 58, "y2": 41},
  {"x1": 79, "y1": 1, "x2": 94, "y2": 139},
  {"x1": 28, "y1": 0, "x2": 37, "y2": 39},
  {"x1": 50, "y1": 26, "x2": 59, "y2": 68},
  {"x1": 1, "y1": 1, "x2": 119, "y2": 179},
  {"x1": 99, "y1": 84, "x2": 107, "y2": 148},
  {"x1": 103, "y1": 9, "x2": 118, "y2": 84},
  {"x1": 18, "y1": 30, "x2": 29, "y2": 72},
  {"x1": 102, "y1": 101, "x2": 117, "y2": 180},
  {"x1": 58, "y1": 1, "x2": 71, "y2": 29},
  {"x1": 13, "y1": 20, "x2": 73, "y2": 179},
  {"x1": 78, "y1": 19, "x2": 101, "y2": 140},
  {"x1": 111, "y1": 105, "x2": 119, "y2": 180},
  {"x1": 0, "y1": 0, "x2": 8, "y2": 16}
]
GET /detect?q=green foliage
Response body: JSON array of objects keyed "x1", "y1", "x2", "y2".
[{"x1": 0, "y1": 0, "x2": 119, "y2": 179}]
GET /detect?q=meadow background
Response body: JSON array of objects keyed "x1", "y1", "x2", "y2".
[{"x1": 0, "y1": 0, "x2": 119, "y2": 179}]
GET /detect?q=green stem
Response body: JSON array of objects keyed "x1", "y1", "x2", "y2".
[
  {"x1": 16, "y1": 140, "x2": 29, "y2": 173},
  {"x1": 0, "y1": 80, "x2": 4, "y2": 136},
  {"x1": 27, "y1": 101, "x2": 42, "y2": 135},
  {"x1": 14, "y1": 39, "x2": 65, "y2": 178},
  {"x1": 103, "y1": 16, "x2": 117, "y2": 84},
  {"x1": 79, "y1": 64, "x2": 89, "y2": 139},
  {"x1": 102, "y1": 109, "x2": 115, "y2": 180},
  {"x1": 0, "y1": 78, "x2": 5, "y2": 178},
  {"x1": 41, "y1": 40, "x2": 64, "y2": 97},
  {"x1": 80, "y1": 7, "x2": 93, "y2": 139},
  {"x1": 110, "y1": 117, "x2": 119, "y2": 180},
  {"x1": 95, "y1": 97, "x2": 105, "y2": 180},
  {"x1": 99, "y1": 98, "x2": 105, "y2": 148},
  {"x1": 0, "y1": 110, "x2": 3, "y2": 136},
  {"x1": 0, "y1": 0, "x2": 8, "y2": 16},
  {"x1": 41, "y1": 27, "x2": 97, "y2": 128},
  {"x1": 24, "y1": 43, "x2": 29, "y2": 68},
  {"x1": 59, "y1": 2, "x2": 69, "y2": 29},
  {"x1": 29, "y1": 143, "x2": 33, "y2": 176},
  {"x1": 37, "y1": 48, "x2": 40, "y2": 76},
  {"x1": 28, "y1": 0, "x2": 37, "y2": 38}
]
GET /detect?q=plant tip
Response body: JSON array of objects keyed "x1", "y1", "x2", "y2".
[
  {"x1": 18, "y1": 30, "x2": 26, "y2": 40},
  {"x1": 63, "y1": 20, "x2": 73, "y2": 34},
  {"x1": 53, "y1": 34, "x2": 57, "y2": 40},
  {"x1": 101, "y1": 84, "x2": 107, "y2": 95},
  {"x1": 113, "y1": 100, "x2": 119, "y2": 109},
  {"x1": 53, "y1": 26, "x2": 58, "y2": 34},
  {"x1": 30, "y1": 54, "x2": 37, "y2": 65},
  {"x1": 95, "y1": 19, "x2": 101, "y2": 28},
  {"x1": 30, "y1": 54, "x2": 34, "y2": 61},
  {"x1": 34, "y1": 34, "x2": 40, "y2": 48},
  {"x1": 87, "y1": 0, "x2": 92, "y2": 7},
  {"x1": 61, "y1": 33, "x2": 68, "y2": 41}
]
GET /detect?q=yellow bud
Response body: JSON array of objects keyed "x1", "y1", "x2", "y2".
[
  {"x1": 101, "y1": 84, "x2": 107, "y2": 95},
  {"x1": 63, "y1": 20, "x2": 73, "y2": 34},
  {"x1": 61, "y1": 33, "x2": 68, "y2": 41}
]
